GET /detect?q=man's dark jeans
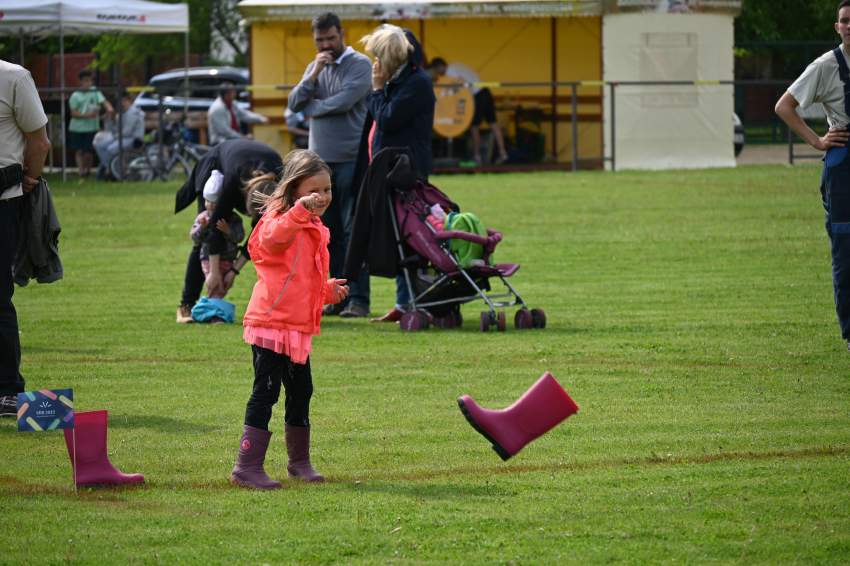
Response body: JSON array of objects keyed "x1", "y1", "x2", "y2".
[
  {"x1": 0, "y1": 196, "x2": 26, "y2": 396},
  {"x1": 324, "y1": 161, "x2": 370, "y2": 307},
  {"x1": 820, "y1": 146, "x2": 850, "y2": 340}
]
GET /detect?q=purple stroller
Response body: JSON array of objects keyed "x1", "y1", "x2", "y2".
[{"x1": 390, "y1": 179, "x2": 546, "y2": 332}]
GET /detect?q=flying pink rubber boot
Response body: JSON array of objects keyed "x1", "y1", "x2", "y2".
[
  {"x1": 63, "y1": 410, "x2": 145, "y2": 487},
  {"x1": 230, "y1": 425, "x2": 283, "y2": 490},
  {"x1": 285, "y1": 424, "x2": 325, "y2": 482},
  {"x1": 457, "y1": 372, "x2": 579, "y2": 461}
]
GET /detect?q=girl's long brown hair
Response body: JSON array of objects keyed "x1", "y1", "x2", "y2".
[
  {"x1": 242, "y1": 170, "x2": 277, "y2": 222},
  {"x1": 252, "y1": 150, "x2": 331, "y2": 214}
]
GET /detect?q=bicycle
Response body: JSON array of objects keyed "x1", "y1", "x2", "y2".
[
  {"x1": 117, "y1": 124, "x2": 211, "y2": 182},
  {"x1": 109, "y1": 142, "x2": 151, "y2": 182}
]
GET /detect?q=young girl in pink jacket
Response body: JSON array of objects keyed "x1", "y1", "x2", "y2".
[{"x1": 230, "y1": 150, "x2": 349, "y2": 489}]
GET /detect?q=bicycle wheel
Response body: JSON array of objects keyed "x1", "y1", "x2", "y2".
[
  {"x1": 173, "y1": 153, "x2": 194, "y2": 179},
  {"x1": 143, "y1": 148, "x2": 178, "y2": 181},
  {"x1": 127, "y1": 157, "x2": 156, "y2": 182},
  {"x1": 110, "y1": 151, "x2": 144, "y2": 182},
  {"x1": 163, "y1": 153, "x2": 192, "y2": 181},
  {"x1": 145, "y1": 143, "x2": 172, "y2": 162}
]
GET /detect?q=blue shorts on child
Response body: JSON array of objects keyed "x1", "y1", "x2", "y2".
[{"x1": 69, "y1": 131, "x2": 96, "y2": 152}]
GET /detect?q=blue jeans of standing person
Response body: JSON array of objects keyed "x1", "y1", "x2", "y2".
[
  {"x1": 396, "y1": 275, "x2": 411, "y2": 311},
  {"x1": 325, "y1": 161, "x2": 370, "y2": 307},
  {"x1": 820, "y1": 145, "x2": 850, "y2": 340},
  {"x1": 0, "y1": 196, "x2": 26, "y2": 396}
]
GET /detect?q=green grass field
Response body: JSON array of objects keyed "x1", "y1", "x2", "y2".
[{"x1": 2, "y1": 165, "x2": 849, "y2": 565}]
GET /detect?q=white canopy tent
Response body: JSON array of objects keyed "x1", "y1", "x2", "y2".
[{"x1": 0, "y1": 0, "x2": 190, "y2": 181}]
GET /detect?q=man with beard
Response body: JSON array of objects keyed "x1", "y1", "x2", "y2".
[{"x1": 288, "y1": 12, "x2": 373, "y2": 318}]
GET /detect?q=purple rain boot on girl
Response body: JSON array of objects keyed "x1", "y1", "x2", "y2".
[
  {"x1": 230, "y1": 425, "x2": 283, "y2": 490},
  {"x1": 285, "y1": 423, "x2": 325, "y2": 482}
]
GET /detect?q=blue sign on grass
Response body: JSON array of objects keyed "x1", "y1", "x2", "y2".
[{"x1": 17, "y1": 389, "x2": 74, "y2": 432}]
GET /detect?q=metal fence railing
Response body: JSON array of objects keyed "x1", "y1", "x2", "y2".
[{"x1": 38, "y1": 79, "x2": 816, "y2": 182}]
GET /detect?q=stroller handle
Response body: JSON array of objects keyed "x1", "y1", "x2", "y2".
[{"x1": 434, "y1": 229, "x2": 503, "y2": 252}]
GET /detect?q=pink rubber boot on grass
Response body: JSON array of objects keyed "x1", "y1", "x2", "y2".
[
  {"x1": 457, "y1": 372, "x2": 579, "y2": 460},
  {"x1": 63, "y1": 410, "x2": 145, "y2": 487}
]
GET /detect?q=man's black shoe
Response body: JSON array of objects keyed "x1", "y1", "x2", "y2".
[
  {"x1": 0, "y1": 396, "x2": 17, "y2": 417},
  {"x1": 322, "y1": 303, "x2": 345, "y2": 316}
]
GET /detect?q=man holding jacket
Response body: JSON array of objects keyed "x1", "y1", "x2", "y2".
[
  {"x1": 288, "y1": 12, "x2": 373, "y2": 318},
  {"x1": 0, "y1": 59, "x2": 51, "y2": 417}
]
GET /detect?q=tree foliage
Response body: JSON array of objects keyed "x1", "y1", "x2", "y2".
[
  {"x1": 736, "y1": 0, "x2": 840, "y2": 43},
  {"x1": 0, "y1": 0, "x2": 215, "y2": 69},
  {"x1": 210, "y1": 0, "x2": 247, "y2": 65},
  {"x1": 93, "y1": 0, "x2": 212, "y2": 70},
  {"x1": 734, "y1": 0, "x2": 844, "y2": 78}
]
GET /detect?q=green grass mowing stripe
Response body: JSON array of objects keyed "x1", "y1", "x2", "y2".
[{"x1": 1, "y1": 167, "x2": 847, "y2": 563}]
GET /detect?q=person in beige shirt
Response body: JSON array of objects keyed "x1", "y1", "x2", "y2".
[
  {"x1": 0, "y1": 59, "x2": 51, "y2": 417},
  {"x1": 776, "y1": 0, "x2": 850, "y2": 352}
]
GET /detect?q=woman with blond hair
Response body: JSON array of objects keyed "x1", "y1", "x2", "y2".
[
  {"x1": 357, "y1": 24, "x2": 435, "y2": 179},
  {"x1": 345, "y1": 25, "x2": 436, "y2": 323}
]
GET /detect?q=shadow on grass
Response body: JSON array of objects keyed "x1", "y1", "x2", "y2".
[
  {"x1": 107, "y1": 415, "x2": 223, "y2": 433},
  {"x1": 342, "y1": 480, "x2": 493, "y2": 500},
  {"x1": 0, "y1": 414, "x2": 220, "y2": 434},
  {"x1": 320, "y1": 318, "x2": 588, "y2": 335},
  {"x1": 21, "y1": 345, "x2": 107, "y2": 356}
]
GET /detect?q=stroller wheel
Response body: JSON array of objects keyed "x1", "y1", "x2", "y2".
[
  {"x1": 433, "y1": 314, "x2": 454, "y2": 329},
  {"x1": 497, "y1": 311, "x2": 507, "y2": 332},
  {"x1": 454, "y1": 311, "x2": 463, "y2": 328},
  {"x1": 400, "y1": 311, "x2": 426, "y2": 332},
  {"x1": 515, "y1": 308, "x2": 532, "y2": 330},
  {"x1": 530, "y1": 308, "x2": 547, "y2": 329},
  {"x1": 479, "y1": 311, "x2": 490, "y2": 333},
  {"x1": 417, "y1": 311, "x2": 431, "y2": 330}
]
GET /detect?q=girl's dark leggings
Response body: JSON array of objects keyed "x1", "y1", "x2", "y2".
[{"x1": 245, "y1": 345, "x2": 313, "y2": 430}]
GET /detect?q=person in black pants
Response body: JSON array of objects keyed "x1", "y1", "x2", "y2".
[
  {"x1": 0, "y1": 59, "x2": 51, "y2": 416},
  {"x1": 174, "y1": 140, "x2": 283, "y2": 323}
]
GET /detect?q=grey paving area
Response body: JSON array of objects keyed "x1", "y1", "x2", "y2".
[{"x1": 736, "y1": 143, "x2": 824, "y2": 166}]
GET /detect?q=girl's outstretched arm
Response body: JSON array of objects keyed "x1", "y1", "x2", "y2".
[
  {"x1": 324, "y1": 278, "x2": 350, "y2": 305},
  {"x1": 259, "y1": 201, "x2": 313, "y2": 255}
]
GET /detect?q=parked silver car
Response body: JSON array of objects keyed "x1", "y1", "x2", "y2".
[{"x1": 132, "y1": 66, "x2": 250, "y2": 114}]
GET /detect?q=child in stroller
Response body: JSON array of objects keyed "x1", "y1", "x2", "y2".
[
  {"x1": 344, "y1": 149, "x2": 545, "y2": 332},
  {"x1": 392, "y1": 179, "x2": 545, "y2": 332}
]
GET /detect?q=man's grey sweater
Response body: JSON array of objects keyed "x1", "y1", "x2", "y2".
[{"x1": 288, "y1": 47, "x2": 373, "y2": 163}]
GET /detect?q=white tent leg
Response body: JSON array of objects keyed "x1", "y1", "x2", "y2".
[{"x1": 60, "y1": 24, "x2": 66, "y2": 184}]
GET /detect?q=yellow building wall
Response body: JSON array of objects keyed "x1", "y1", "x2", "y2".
[{"x1": 249, "y1": 16, "x2": 602, "y2": 164}]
